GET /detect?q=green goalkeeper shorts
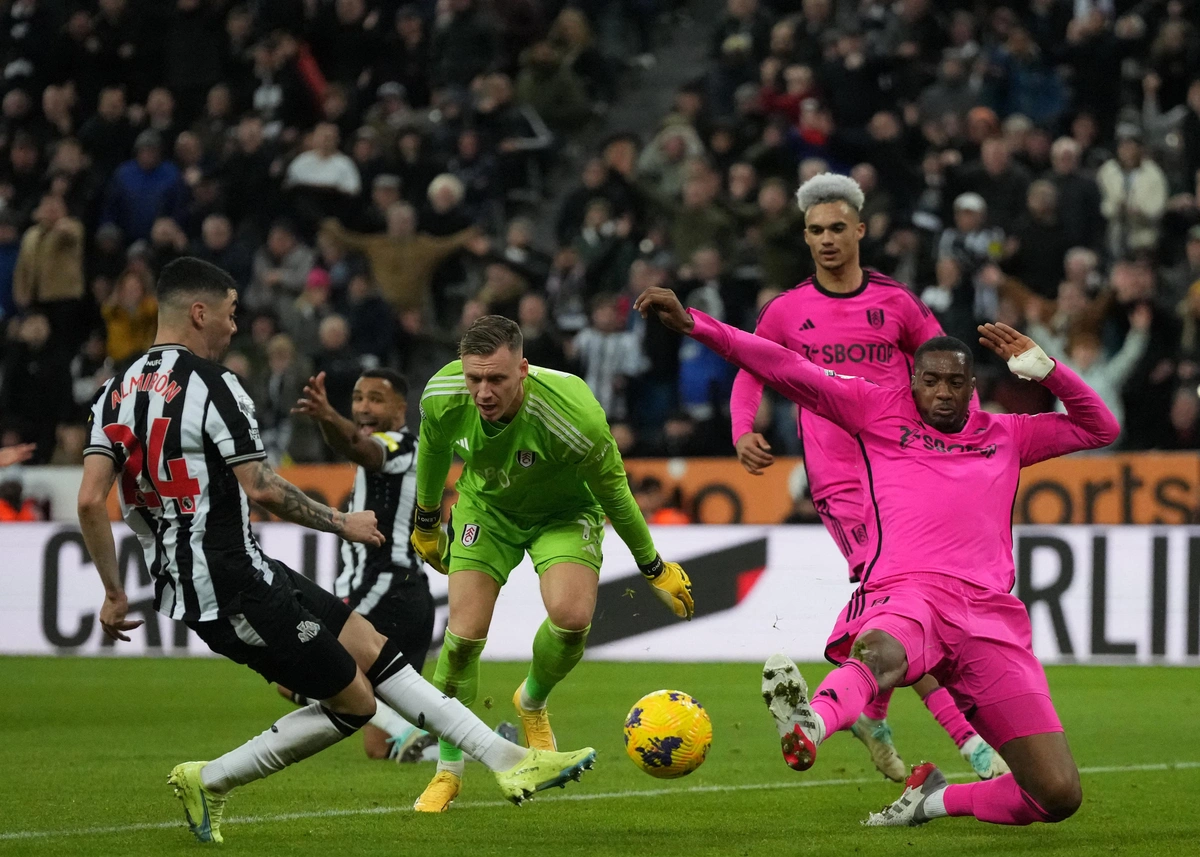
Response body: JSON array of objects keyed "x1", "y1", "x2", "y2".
[{"x1": 444, "y1": 494, "x2": 605, "y2": 585}]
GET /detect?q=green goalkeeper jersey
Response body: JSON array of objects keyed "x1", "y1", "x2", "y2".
[{"x1": 416, "y1": 361, "x2": 657, "y2": 566}]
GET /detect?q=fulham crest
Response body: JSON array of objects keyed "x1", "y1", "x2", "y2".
[
  {"x1": 517, "y1": 450, "x2": 536, "y2": 468},
  {"x1": 461, "y1": 523, "x2": 480, "y2": 546}
]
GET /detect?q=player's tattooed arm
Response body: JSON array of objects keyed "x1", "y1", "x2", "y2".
[{"x1": 234, "y1": 459, "x2": 347, "y2": 534}]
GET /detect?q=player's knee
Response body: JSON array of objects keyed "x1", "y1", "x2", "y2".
[
  {"x1": 326, "y1": 673, "x2": 377, "y2": 719},
  {"x1": 849, "y1": 633, "x2": 906, "y2": 687},
  {"x1": 546, "y1": 604, "x2": 592, "y2": 634},
  {"x1": 1043, "y1": 772, "x2": 1083, "y2": 821},
  {"x1": 1027, "y1": 766, "x2": 1083, "y2": 821}
]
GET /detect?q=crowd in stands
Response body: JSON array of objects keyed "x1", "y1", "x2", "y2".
[{"x1": 2, "y1": 0, "x2": 1200, "y2": 480}]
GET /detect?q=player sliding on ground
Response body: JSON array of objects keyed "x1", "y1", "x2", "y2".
[
  {"x1": 410, "y1": 315, "x2": 694, "y2": 812},
  {"x1": 731, "y1": 172, "x2": 1005, "y2": 781},
  {"x1": 635, "y1": 284, "x2": 1118, "y2": 827},
  {"x1": 77, "y1": 258, "x2": 597, "y2": 845}
]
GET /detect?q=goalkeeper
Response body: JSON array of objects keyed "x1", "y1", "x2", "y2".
[{"x1": 410, "y1": 315, "x2": 694, "y2": 812}]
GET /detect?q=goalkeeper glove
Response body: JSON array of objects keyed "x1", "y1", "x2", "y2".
[
  {"x1": 639, "y1": 555, "x2": 694, "y2": 620},
  {"x1": 410, "y1": 504, "x2": 449, "y2": 575}
]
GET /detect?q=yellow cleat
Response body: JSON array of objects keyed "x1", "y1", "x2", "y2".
[
  {"x1": 167, "y1": 762, "x2": 228, "y2": 844},
  {"x1": 513, "y1": 682, "x2": 556, "y2": 751},
  {"x1": 494, "y1": 747, "x2": 596, "y2": 806},
  {"x1": 413, "y1": 770, "x2": 461, "y2": 812}
]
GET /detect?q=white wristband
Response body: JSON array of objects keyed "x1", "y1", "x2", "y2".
[{"x1": 1007, "y1": 345, "x2": 1055, "y2": 382}]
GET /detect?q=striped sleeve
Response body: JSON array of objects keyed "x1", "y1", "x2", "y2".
[
  {"x1": 205, "y1": 371, "x2": 267, "y2": 465},
  {"x1": 83, "y1": 380, "x2": 118, "y2": 461},
  {"x1": 373, "y1": 431, "x2": 417, "y2": 475}
]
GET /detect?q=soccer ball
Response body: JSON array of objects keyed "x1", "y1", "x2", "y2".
[{"x1": 623, "y1": 689, "x2": 712, "y2": 779}]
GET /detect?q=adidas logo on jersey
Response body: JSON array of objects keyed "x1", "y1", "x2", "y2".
[
  {"x1": 456, "y1": 437, "x2": 470, "y2": 450},
  {"x1": 799, "y1": 319, "x2": 816, "y2": 330},
  {"x1": 296, "y1": 621, "x2": 320, "y2": 643}
]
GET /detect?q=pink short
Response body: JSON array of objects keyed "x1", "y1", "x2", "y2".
[
  {"x1": 824, "y1": 572, "x2": 1063, "y2": 748},
  {"x1": 812, "y1": 488, "x2": 870, "y2": 582}
]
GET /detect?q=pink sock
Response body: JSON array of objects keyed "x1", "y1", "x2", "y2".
[
  {"x1": 810, "y1": 660, "x2": 879, "y2": 738},
  {"x1": 943, "y1": 775, "x2": 1055, "y2": 825},
  {"x1": 923, "y1": 686, "x2": 977, "y2": 748},
  {"x1": 861, "y1": 687, "x2": 893, "y2": 721}
]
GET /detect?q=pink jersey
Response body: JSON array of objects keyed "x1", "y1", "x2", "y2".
[
  {"x1": 730, "y1": 272, "x2": 946, "y2": 501},
  {"x1": 695, "y1": 310, "x2": 1119, "y2": 594}
]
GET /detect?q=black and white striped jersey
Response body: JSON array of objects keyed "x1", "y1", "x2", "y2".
[
  {"x1": 84, "y1": 344, "x2": 272, "y2": 622},
  {"x1": 335, "y1": 428, "x2": 419, "y2": 614}
]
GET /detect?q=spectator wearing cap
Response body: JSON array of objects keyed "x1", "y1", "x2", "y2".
[
  {"x1": 13, "y1": 194, "x2": 86, "y2": 346},
  {"x1": 937, "y1": 191, "x2": 1004, "y2": 289},
  {"x1": 375, "y1": 8, "x2": 432, "y2": 109},
  {"x1": 431, "y1": 0, "x2": 500, "y2": 88},
  {"x1": 364, "y1": 82, "x2": 416, "y2": 153},
  {"x1": 319, "y1": 201, "x2": 480, "y2": 313},
  {"x1": 246, "y1": 220, "x2": 317, "y2": 315},
  {"x1": 101, "y1": 128, "x2": 188, "y2": 242},
  {"x1": 1048, "y1": 136, "x2": 1105, "y2": 253},
  {"x1": 279, "y1": 268, "x2": 334, "y2": 359},
  {"x1": 1097, "y1": 123, "x2": 1169, "y2": 258}
]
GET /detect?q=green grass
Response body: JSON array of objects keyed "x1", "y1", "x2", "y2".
[{"x1": 0, "y1": 657, "x2": 1196, "y2": 856}]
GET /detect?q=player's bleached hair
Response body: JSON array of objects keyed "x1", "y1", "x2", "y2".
[
  {"x1": 794, "y1": 173, "x2": 865, "y2": 217},
  {"x1": 460, "y1": 315, "x2": 523, "y2": 358}
]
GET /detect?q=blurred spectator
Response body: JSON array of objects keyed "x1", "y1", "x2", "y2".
[
  {"x1": 0, "y1": 442, "x2": 36, "y2": 468},
  {"x1": 1048, "y1": 137, "x2": 1105, "y2": 254},
  {"x1": 633, "y1": 475, "x2": 691, "y2": 524},
  {"x1": 375, "y1": 9, "x2": 432, "y2": 110},
  {"x1": 0, "y1": 211, "x2": 21, "y2": 323},
  {"x1": 548, "y1": 8, "x2": 613, "y2": 107},
  {"x1": 567, "y1": 293, "x2": 646, "y2": 420},
  {"x1": 1166, "y1": 386, "x2": 1200, "y2": 450},
  {"x1": 345, "y1": 273, "x2": 395, "y2": 363},
  {"x1": 1097, "y1": 124, "x2": 1169, "y2": 258},
  {"x1": 313, "y1": 314, "x2": 366, "y2": 417},
  {"x1": 101, "y1": 129, "x2": 188, "y2": 242},
  {"x1": 279, "y1": 268, "x2": 335, "y2": 359},
  {"x1": 78, "y1": 87, "x2": 136, "y2": 177},
  {"x1": 0, "y1": 478, "x2": 43, "y2": 521},
  {"x1": 284, "y1": 122, "x2": 362, "y2": 226},
  {"x1": 515, "y1": 42, "x2": 592, "y2": 136},
  {"x1": 194, "y1": 214, "x2": 253, "y2": 291},
  {"x1": 13, "y1": 195, "x2": 85, "y2": 344},
  {"x1": 518, "y1": 292, "x2": 567, "y2": 370},
  {"x1": 431, "y1": 0, "x2": 500, "y2": 87},
  {"x1": 1004, "y1": 180, "x2": 1070, "y2": 300},
  {"x1": 319, "y1": 204, "x2": 479, "y2": 314},
  {"x1": 0, "y1": 314, "x2": 71, "y2": 462},
  {"x1": 102, "y1": 267, "x2": 157, "y2": 366},
  {"x1": 257, "y1": 333, "x2": 320, "y2": 465},
  {"x1": 247, "y1": 220, "x2": 316, "y2": 315},
  {"x1": 951, "y1": 137, "x2": 1031, "y2": 233}
]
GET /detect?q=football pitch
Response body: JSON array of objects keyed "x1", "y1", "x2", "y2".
[{"x1": 1, "y1": 658, "x2": 1197, "y2": 856}]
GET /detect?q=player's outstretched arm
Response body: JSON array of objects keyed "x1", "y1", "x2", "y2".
[
  {"x1": 635, "y1": 287, "x2": 882, "y2": 436},
  {"x1": 0, "y1": 442, "x2": 36, "y2": 468},
  {"x1": 291, "y1": 371, "x2": 385, "y2": 471},
  {"x1": 77, "y1": 454, "x2": 144, "y2": 642},
  {"x1": 978, "y1": 322, "x2": 1120, "y2": 461},
  {"x1": 233, "y1": 459, "x2": 385, "y2": 545}
]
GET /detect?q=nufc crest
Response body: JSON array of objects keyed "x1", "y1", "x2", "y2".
[
  {"x1": 866, "y1": 308, "x2": 885, "y2": 329},
  {"x1": 517, "y1": 450, "x2": 536, "y2": 468}
]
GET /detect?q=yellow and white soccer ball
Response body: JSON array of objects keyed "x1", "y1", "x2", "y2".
[{"x1": 623, "y1": 689, "x2": 713, "y2": 779}]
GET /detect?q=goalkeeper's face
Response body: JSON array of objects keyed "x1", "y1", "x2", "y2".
[
  {"x1": 463, "y1": 346, "x2": 529, "y2": 422},
  {"x1": 910, "y1": 350, "x2": 975, "y2": 433}
]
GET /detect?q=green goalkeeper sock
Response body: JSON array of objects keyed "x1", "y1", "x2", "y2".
[
  {"x1": 432, "y1": 629, "x2": 487, "y2": 764},
  {"x1": 524, "y1": 620, "x2": 590, "y2": 707}
]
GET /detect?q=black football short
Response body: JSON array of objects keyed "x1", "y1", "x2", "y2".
[
  {"x1": 355, "y1": 568, "x2": 436, "y2": 673},
  {"x1": 188, "y1": 560, "x2": 357, "y2": 701}
]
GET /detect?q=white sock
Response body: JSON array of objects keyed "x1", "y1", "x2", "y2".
[
  {"x1": 374, "y1": 665, "x2": 527, "y2": 772},
  {"x1": 813, "y1": 712, "x2": 828, "y2": 746},
  {"x1": 519, "y1": 683, "x2": 545, "y2": 711},
  {"x1": 437, "y1": 758, "x2": 465, "y2": 777},
  {"x1": 201, "y1": 704, "x2": 356, "y2": 793},
  {"x1": 921, "y1": 786, "x2": 948, "y2": 818},
  {"x1": 369, "y1": 701, "x2": 416, "y2": 738}
]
